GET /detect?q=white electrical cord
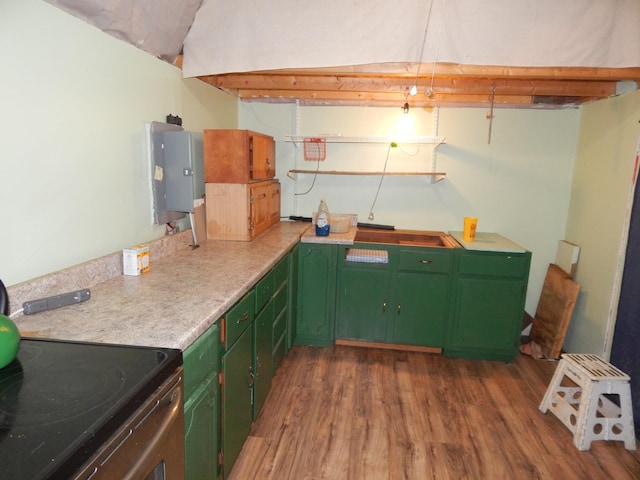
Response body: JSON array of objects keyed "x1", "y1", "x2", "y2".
[{"x1": 367, "y1": 143, "x2": 393, "y2": 221}]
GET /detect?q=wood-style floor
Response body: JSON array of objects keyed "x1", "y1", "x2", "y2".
[{"x1": 228, "y1": 345, "x2": 640, "y2": 480}]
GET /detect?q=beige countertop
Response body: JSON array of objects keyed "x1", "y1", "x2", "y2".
[
  {"x1": 12, "y1": 222, "x2": 309, "y2": 351},
  {"x1": 299, "y1": 224, "x2": 358, "y2": 244},
  {"x1": 449, "y1": 231, "x2": 528, "y2": 253}
]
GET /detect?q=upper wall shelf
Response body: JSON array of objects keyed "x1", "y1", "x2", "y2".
[
  {"x1": 285, "y1": 135, "x2": 446, "y2": 146},
  {"x1": 287, "y1": 169, "x2": 446, "y2": 183}
]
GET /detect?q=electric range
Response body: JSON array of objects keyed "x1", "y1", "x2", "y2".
[{"x1": 0, "y1": 337, "x2": 182, "y2": 480}]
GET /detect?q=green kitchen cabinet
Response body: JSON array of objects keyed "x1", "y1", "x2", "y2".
[
  {"x1": 447, "y1": 250, "x2": 531, "y2": 362},
  {"x1": 336, "y1": 259, "x2": 392, "y2": 342},
  {"x1": 222, "y1": 323, "x2": 253, "y2": 478},
  {"x1": 296, "y1": 243, "x2": 338, "y2": 346},
  {"x1": 335, "y1": 245, "x2": 453, "y2": 348},
  {"x1": 287, "y1": 244, "x2": 299, "y2": 352},
  {"x1": 392, "y1": 248, "x2": 453, "y2": 346},
  {"x1": 272, "y1": 254, "x2": 289, "y2": 371},
  {"x1": 184, "y1": 373, "x2": 218, "y2": 480},
  {"x1": 183, "y1": 323, "x2": 220, "y2": 480},
  {"x1": 253, "y1": 300, "x2": 273, "y2": 419}
]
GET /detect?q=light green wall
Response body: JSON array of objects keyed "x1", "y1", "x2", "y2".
[
  {"x1": 0, "y1": 0, "x2": 236, "y2": 286},
  {"x1": 563, "y1": 89, "x2": 640, "y2": 357},
  {"x1": 239, "y1": 102, "x2": 580, "y2": 315}
]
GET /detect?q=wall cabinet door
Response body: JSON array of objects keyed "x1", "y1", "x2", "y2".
[
  {"x1": 222, "y1": 326, "x2": 253, "y2": 478},
  {"x1": 205, "y1": 180, "x2": 280, "y2": 241},
  {"x1": 296, "y1": 244, "x2": 337, "y2": 346},
  {"x1": 203, "y1": 129, "x2": 275, "y2": 183},
  {"x1": 250, "y1": 132, "x2": 276, "y2": 180},
  {"x1": 250, "y1": 181, "x2": 280, "y2": 239}
]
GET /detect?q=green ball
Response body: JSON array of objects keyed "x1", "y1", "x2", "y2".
[{"x1": 0, "y1": 314, "x2": 20, "y2": 369}]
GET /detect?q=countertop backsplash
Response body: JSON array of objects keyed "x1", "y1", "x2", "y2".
[{"x1": 6, "y1": 230, "x2": 193, "y2": 317}]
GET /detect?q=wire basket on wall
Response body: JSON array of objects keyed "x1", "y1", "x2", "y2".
[{"x1": 303, "y1": 137, "x2": 327, "y2": 161}]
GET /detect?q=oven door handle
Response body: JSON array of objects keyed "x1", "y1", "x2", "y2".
[{"x1": 121, "y1": 383, "x2": 182, "y2": 480}]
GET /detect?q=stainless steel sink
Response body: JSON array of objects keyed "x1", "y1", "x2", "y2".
[{"x1": 354, "y1": 229, "x2": 460, "y2": 248}]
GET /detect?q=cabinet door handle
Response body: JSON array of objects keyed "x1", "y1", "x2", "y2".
[
  {"x1": 417, "y1": 259, "x2": 433, "y2": 264},
  {"x1": 237, "y1": 312, "x2": 250, "y2": 324},
  {"x1": 382, "y1": 300, "x2": 387, "y2": 313},
  {"x1": 397, "y1": 303, "x2": 401, "y2": 315},
  {"x1": 248, "y1": 367, "x2": 255, "y2": 388}
]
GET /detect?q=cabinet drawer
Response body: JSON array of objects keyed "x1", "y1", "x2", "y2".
[
  {"x1": 183, "y1": 324, "x2": 219, "y2": 398},
  {"x1": 398, "y1": 249, "x2": 452, "y2": 274},
  {"x1": 272, "y1": 306, "x2": 287, "y2": 345},
  {"x1": 458, "y1": 252, "x2": 529, "y2": 278},
  {"x1": 255, "y1": 269, "x2": 275, "y2": 313},
  {"x1": 225, "y1": 290, "x2": 255, "y2": 349},
  {"x1": 273, "y1": 255, "x2": 289, "y2": 290},
  {"x1": 273, "y1": 281, "x2": 287, "y2": 315}
]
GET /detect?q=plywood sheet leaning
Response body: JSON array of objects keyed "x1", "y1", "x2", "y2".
[{"x1": 530, "y1": 264, "x2": 580, "y2": 359}]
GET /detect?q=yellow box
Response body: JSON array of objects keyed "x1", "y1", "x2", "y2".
[
  {"x1": 123, "y1": 244, "x2": 150, "y2": 276},
  {"x1": 463, "y1": 217, "x2": 478, "y2": 242}
]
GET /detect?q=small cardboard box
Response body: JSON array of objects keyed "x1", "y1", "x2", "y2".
[{"x1": 123, "y1": 244, "x2": 150, "y2": 276}]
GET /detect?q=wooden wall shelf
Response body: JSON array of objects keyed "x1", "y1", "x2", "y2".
[
  {"x1": 287, "y1": 169, "x2": 446, "y2": 183},
  {"x1": 285, "y1": 135, "x2": 445, "y2": 146}
]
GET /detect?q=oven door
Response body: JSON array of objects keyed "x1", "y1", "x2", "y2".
[{"x1": 73, "y1": 369, "x2": 185, "y2": 480}]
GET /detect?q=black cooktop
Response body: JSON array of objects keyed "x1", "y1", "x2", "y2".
[{"x1": 0, "y1": 337, "x2": 182, "y2": 480}]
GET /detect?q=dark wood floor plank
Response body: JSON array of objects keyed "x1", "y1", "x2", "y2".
[{"x1": 228, "y1": 346, "x2": 640, "y2": 480}]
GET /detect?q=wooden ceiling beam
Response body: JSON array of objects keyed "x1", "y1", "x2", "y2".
[
  {"x1": 191, "y1": 61, "x2": 639, "y2": 108},
  {"x1": 264, "y1": 63, "x2": 640, "y2": 82},
  {"x1": 203, "y1": 73, "x2": 616, "y2": 98},
  {"x1": 234, "y1": 88, "x2": 536, "y2": 106}
]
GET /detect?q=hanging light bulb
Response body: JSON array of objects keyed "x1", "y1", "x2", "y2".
[{"x1": 410, "y1": 85, "x2": 417, "y2": 96}]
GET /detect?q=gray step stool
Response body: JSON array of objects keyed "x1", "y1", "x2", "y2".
[{"x1": 539, "y1": 353, "x2": 636, "y2": 450}]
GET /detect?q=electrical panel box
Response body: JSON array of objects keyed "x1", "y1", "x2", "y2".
[{"x1": 148, "y1": 122, "x2": 205, "y2": 224}]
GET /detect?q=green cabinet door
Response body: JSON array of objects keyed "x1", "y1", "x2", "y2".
[
  {"x1": 222, "y1": 325, "x2": 253, "y2": 478},
  {"x1": 296, "y1": 243, "x2": 337, "y2": 346},
  {"x1": 253, "y1": 301, "x2": 273, "y2": 420},
  {"x1": 450, "y1": 277, "x2": 524, "y2": 350},
  {"x1": 336, "y1": 266, "x2": 391, "y2": 341},
  {"x1": 447, "y1": 250, "x2": 531, "y2": 362},
  {"x1": 392, "y1": 248, "x2": 453, "y2": 347},
  {"x1": 184, "y1": 373, "x2": 218, "y2": 480},
  {"x1": 287, "y1": 244, "x2": 299, "y2": 351},
  {"x1": 183, "y1": 323, "x2": 220, "y2": 480},
  {"x1": 393, "y1": 271, "x2": 449, "y2": 346}
]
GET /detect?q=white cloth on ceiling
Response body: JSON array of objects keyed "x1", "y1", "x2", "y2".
[{"x1": 182, "y1": 0, "x2": 640, "y2": 77}]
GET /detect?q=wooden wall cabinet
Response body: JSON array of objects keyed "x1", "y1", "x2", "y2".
[
  {"x1": 203, "y1": 129, "x2": 275, "y2": 183},
  {"x1": 205, "y1": 180, "x2": 280, "y2": 241}
]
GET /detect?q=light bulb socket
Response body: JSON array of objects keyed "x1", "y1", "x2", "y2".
[{"x1": 403, "y1": 102, "x2": 410, "y2": 114}]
